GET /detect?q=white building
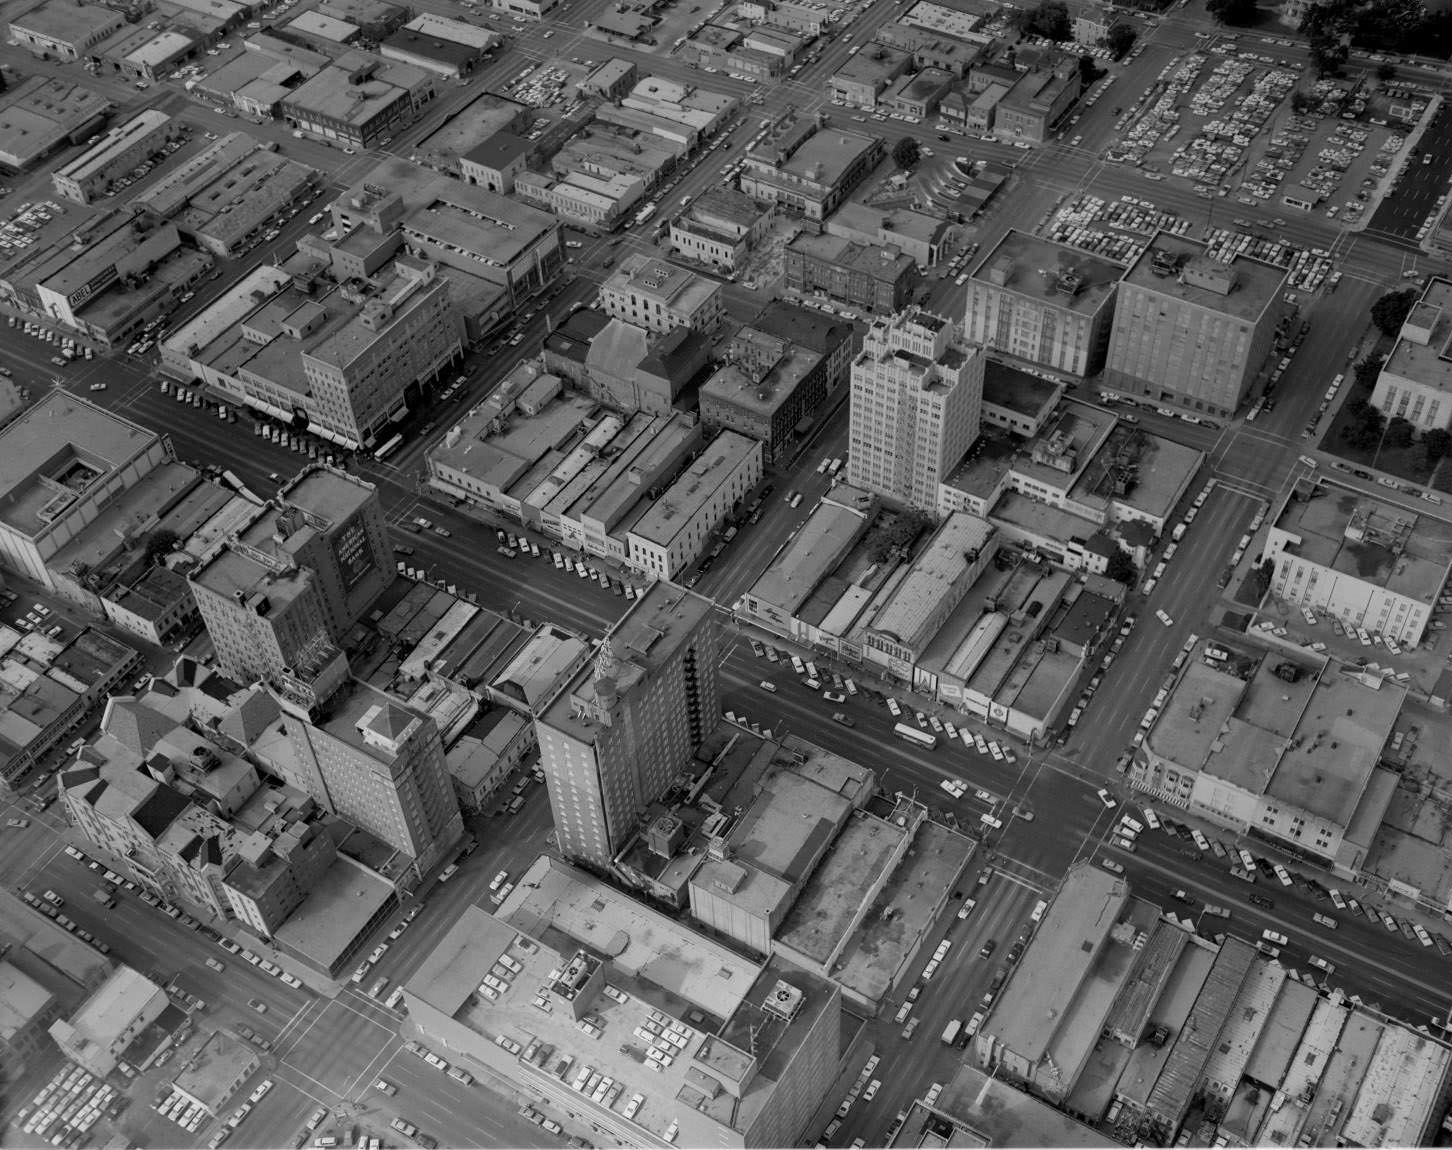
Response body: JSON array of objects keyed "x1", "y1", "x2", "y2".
[
  {"x1": 1260, "y1": 478, "x2": 1449, "y2": 646},
  {"x1": 627, "y1": 431, "x2": 762, "y2": 580},
  {"x1": 597, "y1": 253, "x2": 725, "y2": 336},
  {"x1": 1370, "y1": 277, "x2": 1452, "y2": 432},
  {"x1": 847, "y1": 308, "x2": 985, "y2": 512}
]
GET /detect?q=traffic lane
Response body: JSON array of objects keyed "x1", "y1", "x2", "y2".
[
  {"x1": 229, "y1": 1074, "x2": 326, "y2": 1150},
  {"x1": 369, "y1": 1046, "x2": 551, "y2": 1149},
  {"x1": 1369, "y1": 104, "x2": 1452, "y2": 237},
  {"x1": 837, "y1": 879, "x2": 1041, "y2": 1146},
  {"x1": 1124, "y1": 837, "x2": 1449, "y2": 1019},
  {"x1": 273, "y1": 995, "x2": 400, "y2": 1103}
]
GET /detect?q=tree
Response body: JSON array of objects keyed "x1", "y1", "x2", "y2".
[
  {"x1": 1106, "y1": 23, "x2": 1138, "y2": 58},
  {"x1": 1376, "y1": 61, "x2": 1397, "y2": 81},
  {"x1": 1353, "y1": 354, "x2": 1385, "y2": 388},
  {"x1": 1423, "y1": 427, "x2": 1452, "y2": 462},
  {"x1": 1207, "y1": 0, "x2": 1257, "y2": 25},
  {"x1": 1341, "y1": 405, "x2": 1385, "y2": 450},
  {"x1": 1385, "y1": 416, "x2": 1415, "y2": 449},
  {"x1": 1371, "y1": 288, "x2": 1416, "y2": 336},
  {"x1": 1105, "y1": 546, "x2": 1137, "y2": 585},
  {"x1": 1019, "y1": 0, "x2": 1071, "y2": 39},
  {"x1": 892, "y1": 136, "x2": 920, "y2": 169},
  {"x1": 143, "y1": 528, "x2": 180, "y2": 566},
  {"x1": 1078, "y1": 54, "x2": 1103, "y2": 85}
]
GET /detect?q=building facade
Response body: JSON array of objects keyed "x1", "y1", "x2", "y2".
[
  {"x1": 1104, "y1": 232, "x2": 1287, "y2": 420},
  {"x1": 784, "y1": 233, "x2": 922, "y2": 315},
  {"x1": 626, "y1": 431, "x2": 763, "y2": 579},
  {"x1": 847, "y1": 308, "x2": 985, "y2": 511},
  {"x1": 534, "y1": 583, "x2": 719, "y2": 868},
  {"x1": 597, "y1": 255, "x2": 725, "y2": 336},
  {"x1": 739, "y1": 121, "x2": 884, "y2": 221},
  {"x1": 1369, "y1": 277, "x2": 1452, "y2": 432},
  {"x1": 964, "y1": 230, "x2": 1122, "y2": 377}
]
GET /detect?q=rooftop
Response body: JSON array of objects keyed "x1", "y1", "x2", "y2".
[
  {"x1": 1382, "y1": 277, "x2": 1452, "y2": 396},
  {"x1": 985, "y1": 863, "x2": 1129, "y2": 1062},
  {"x1": 538, "y1": 582, "x2": 716, "y2": 746},
  {"x1": 970, "y1": 228, "x2": 1123, "y2": 316},
  {"x1": 1147, "y1": 658, "x2": 1244, "y2": 769},
  {"x1": 69, "y1": 966, "x2": 164, "y2": 1042},
  {"x1": 0, "y1": 391, "x2": 158, "y2": 539},
  {"x1": 172, "y1": 1031, "x2": 257, "y2": 1111},
  {"x1": 982, "y1": 359, "x2": 1061, "y2": 419},
  {"x1": 743, "y1": 491, "x2": 871, "y2": 620},
  {"x1": 628, "y1": 431, "x2": 758, "y2": 546},
  {"x1": 751, "y1": 121, "x2": 880, "y2": 188},
  {"x1": 1270, "y1": 479, "x2": 1452, "y2": 603},
  {"x1": 1121, "y1": 230, "x2": 1286, "y2": 323},
  {"x1": 866, "y1": 513, "x2": 993, "y2": 651},
  {"x1": 272, "y1": 853, "x2": 396, "y2": 968}
]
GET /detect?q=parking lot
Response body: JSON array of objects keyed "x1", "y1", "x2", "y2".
[
  {"x1": 1368, "y1": 100, "x2": 1452, "y2": 242},
  {"x1": 1103, "y1": 41, "x2": 1416, "y2": 226}
]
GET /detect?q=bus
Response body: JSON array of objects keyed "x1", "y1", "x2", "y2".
[
  {"x1": 941, "y1": 1019, "x2": 962, "y2": 1046},
  {"x1": 373, "y1": 433, "x2": 404, "y2": 462},
  {"x1": 893, "y1": 723, "x2": 937, "y2": 751}
]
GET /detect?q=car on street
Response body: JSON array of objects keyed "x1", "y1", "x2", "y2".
[
  {"x1": 1096, "y1": 788, "x2": 1117, "y2": 809},
  {"x1": 759, "y1": 680, "x2": 777, "y2": 692},
  {"x1": 1261, "y1": 928, "x2": 1289, "y2": 947},
  {"x1": 374, "y1": 1078, "x2": 397, "y2": 1096},
  {"x1": 822, "y1": 690, "x2": 846, "y2": 703}
]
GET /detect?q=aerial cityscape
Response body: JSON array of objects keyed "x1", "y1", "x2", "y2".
[{"x1": 2, "y1": 0, "x2": 1452, "y2": 1141}]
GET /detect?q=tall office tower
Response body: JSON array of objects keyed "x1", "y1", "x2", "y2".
[
  {"x1": 189, "y1": 464, "x2": 391, "y2": 685},
  {"x1": 846, "y1": 308, "x2": 986, "y2": 512},
  {"x1": 1103, "y1": 230, "x2": 1288, "y2": 420},
  {"x1": 276, "y1": 678, "x2": 462, "y2": 875},
  {"x1": 534, "y1": 582, "x2": 719, "y2": 868}
]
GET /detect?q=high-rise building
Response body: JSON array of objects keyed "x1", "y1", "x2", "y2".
[
  {"x1": 534, "y1": 582, "x2": 719, "y2": 868},
  {"x1": 963, "y1": 229, "x2": 1122, "y2": 377},
  {"x1": 275, "y1": 679, "x2": 463, "y2": 875},
  {"x1": 188, "y1": 464, "x2": 391, "y2": 685},
  {"x1": 1104, "y1": 231, "x2": 1287, "y2": 420},
  {"x1": 847, "y1": 308, "x2": 985, "y2": 512}
]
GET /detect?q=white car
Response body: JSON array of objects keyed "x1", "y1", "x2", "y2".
[
  {"x1": 1261, "y1": 928, "x2": 1289, "y2": 947},
  {"x1": 1096, "y1": 789, "x2": 1118, "y2": 810}
]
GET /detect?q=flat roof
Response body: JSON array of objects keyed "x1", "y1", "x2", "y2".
[
  {"x1": 929, "y1": 1064, "x2": 1118, "y2": 1147},
  {"x1": 55, "y1": 108, "x2": 170, "y2": 184},
  {"x1": 629, "y1": 431, "x2": 757, "y2": 546},
  {"x1": 1271, "y1": 479, "x2": 1452, "y2": 602},
  {"x1": 970, "y1": 228, "x2": 1123, "y2": 317},
  {"x1": 1121, "y1": 230, "x2": 1285, "y2": 323},
  {"x1": 986, "y1": 863, "x2": 1128, "y2": 1062},
  {"x1": 776, "y1": 812, "x2": 902, "y2": 963},
  {"x1": 280, "y1": 463, "x2": 375, "y2": 525},
  {"x1": 1148, "y1": 658, "x2": 1244, "y2": 769},
  {"x1": 173, "y1": 1031, "x2": 256, "y2": 1110},
  {"x1": 757, "y1": 122, "x2": 879, "y2": 187},
  {"x1": 727, "y1": 768, "x2": 851, "y2": 883},
  {"x1": 0, "y1": 391, "x2": 158, "y2": 539},
  {"x1": 867, "y1": 513, "x2": 993, "y2": 651},
  {"x1": 272, "y1": 853, "x2": 395, "y2": 967},
  {"x1": 506, "y1": 856, "x2": 759, "y2": 1020},
  {"x1": 1267, "y1": 671, "x2": 1403, "y2": 825},
  {"x1": 745, "y1": 494, "x2": 870, "y2": 617},
  {"x1": 72, "y1": 967, "x2": 162, "y2": 1041},
  {"x1": 1382, "y1": 277, "x2": 1452, "y2": 395},
  {"x1": 982, "y1": 359, "x2": 1060, "y2": 418}
]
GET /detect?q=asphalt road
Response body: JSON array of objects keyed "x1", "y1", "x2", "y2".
[{"x1": 1366, "y1": 101, "x2": 1452, "y2": 244}]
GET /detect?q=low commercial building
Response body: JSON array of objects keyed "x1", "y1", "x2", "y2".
[
  {"x1": 0, "y1": 392, "x2": 167, "y2": 587},
  {"x1": 404, "y1": 857, "x2": 842, "y2": 1149},
  {"x1": 380, "y1": 14, "x2": 500, "y2": 78},
  {"x1": 1369, "y1": 276, "x2": 1452, "y2": 432},
  {"x1": 1132, "y1": 642, "x2": 1403, "y2": 871},
  {"x1": 740, "y1": 119, "x2": 884, "y2": 221},
  {"x1": 48, "y1": 967, "x2": 168, "y2": 1078},
  {"x1": 995, "y1": 62, "x2": 1081, "y2": 142},
  {"x1": 1261, "y1": 478, "x2": 1450, "y2": 647},
  {"x1": 669, "y1": 187, "x2": 772, "y2": 272},
  {"x1": 0, "y1": 961, "x2": 63, "y2": 1079},
  {"x1": 964, "y1": 229, "x2": 1123, "y2": 378},
  {"x1": 828, "y1": 45, "x2": 913, "y2": 109},
  {"x1": 598, "y1": 253, "x2": 725, "y2": 336},
  {"x1": 0, "y1": 78, "x2": 115, "y2": 172},
  {"x1": 488, "y1": 0, "x2": 560, "y2": 20},
  {"x1": 133, "y1": 131, "x2": 323, "y2": 258},
  {"x1": 627, "y1": 431, "x2": 763, "y2": 579},
  {"x1": 8, "y1": 1, "x2": 125, "y2": 61},
  {"x1": 700, "y1": 325, "x2": 834, "y2": 460},
  {"x1": 1104, "y1": 231, "x2": 1288, "y2": 420},
  {"x1": 458, "y1": 131, "x2": 532, "y2": 194},
  {"x1": 171, "y1": 1032, "x2": 260, "y2": 1117},
  {"x1": 280, "y1": 49, "x2": 437, "y2": 149},
  {"x1": 444, "y1": 709, "x2": 534, "y2": 812},
  {"x1": 52, "y1": 110, "x2": 177, "y2": 204},
  {"x1": 784, "y1": 233, "x2": 921, "y2": 315}
]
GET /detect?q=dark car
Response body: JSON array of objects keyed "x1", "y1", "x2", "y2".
[
  {"x1": 978, "y1": 939, "x2": 997, "y2": 959},
  {"x1": 1249, "y1": 893, "x2": 1275, "y2": 909}
]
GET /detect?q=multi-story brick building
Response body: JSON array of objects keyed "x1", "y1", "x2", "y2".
[{"x1": 784, "y1": 233, "x2": 921, "y2": 315}]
